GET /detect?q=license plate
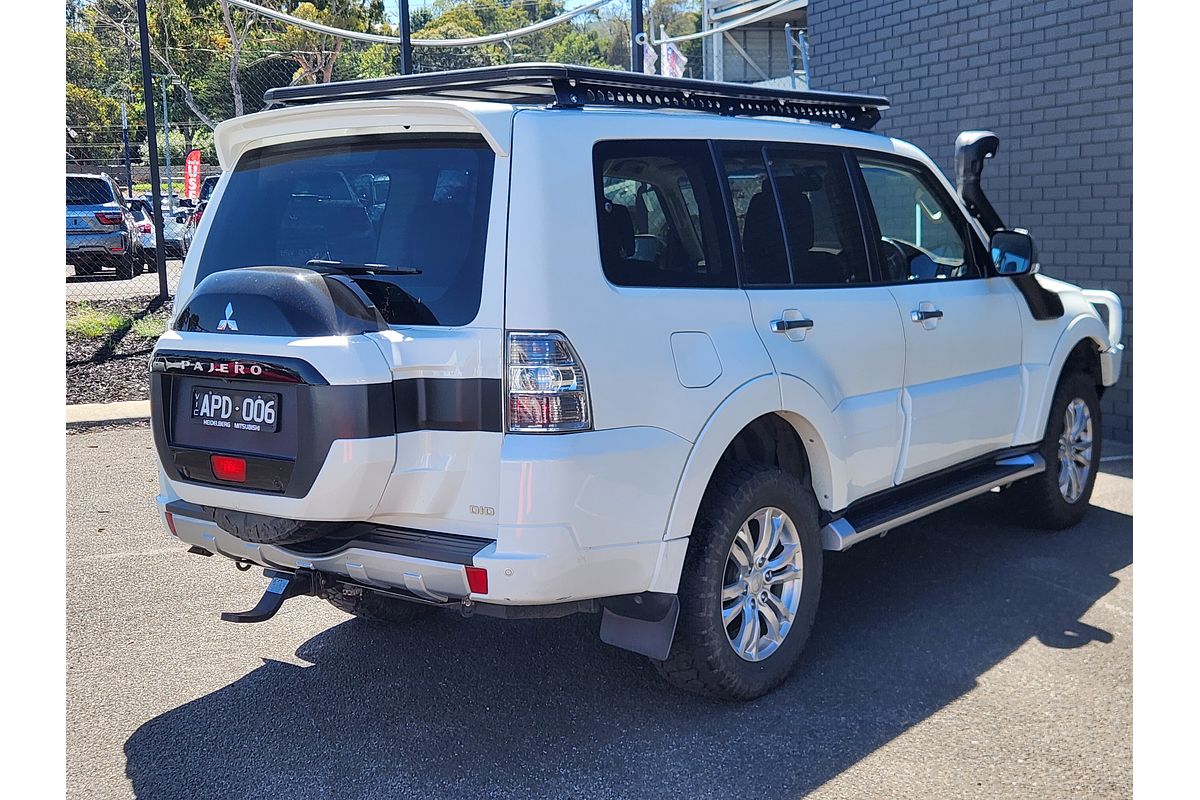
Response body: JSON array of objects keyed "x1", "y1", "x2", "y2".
[{"x1": 192, "y1": 388, "x2": 280, "y2": 432}]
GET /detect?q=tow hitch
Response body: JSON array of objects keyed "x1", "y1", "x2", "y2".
[{"x1": 220, "y1": 569, "x2": 319, "y2": 623}]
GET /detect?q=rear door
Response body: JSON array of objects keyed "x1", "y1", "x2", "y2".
[
  {"x1": 717, "y1": 142, "x2": 906, "y2": 503},
  {"x1": 852, "y1": 152, "x2": 1023, "y2": 482},
  {"x1": 171, "y1": 131, "x2": 509, "y2": 533}
]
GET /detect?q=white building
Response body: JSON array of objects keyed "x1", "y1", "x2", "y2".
[{"x1": 702, "y1": 0, "x2": 809, "y2": 87}]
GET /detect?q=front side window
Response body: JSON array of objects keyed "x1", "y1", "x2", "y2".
[
  {"x1": 594, "y1": 140, "x2": 735, "y2": 288},
  {"x1": 196, "y1": 134, "x2": 495, "y2": 326},
  {"x1": 856, "y1": 155, "x2": 978, "y2": 282}
]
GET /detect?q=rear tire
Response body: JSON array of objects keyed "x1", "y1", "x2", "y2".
[
  {"x1": 323, "y1": 585, "x2": 432, "y2": 624},
  {"x1": 655, "y1": 463, "x2": 822, "y2": 700},
  {"x1": 115, "y1": 253, "x2": 141, "y2": 280},
  {"x1": 1007, "y1": 370, "x2": 1102, "y2": 530}
]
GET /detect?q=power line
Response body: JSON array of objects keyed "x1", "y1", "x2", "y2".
[{"x1": 227, "y1": 0, "x2": 615, "y2": 49}]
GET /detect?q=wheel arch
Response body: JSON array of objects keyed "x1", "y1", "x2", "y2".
[
  {"x1": 1023, "y1": 317, "x2": 1107, "y2": 443},
  {"x1": 662, "y1": 375, "x2": 843, "y2": 545}
]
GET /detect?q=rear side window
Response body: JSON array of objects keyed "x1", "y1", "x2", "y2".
[
  {"x1": 66, "y1": 177, "x2": 115, "y2": 206},
  {"x1": 719, "y1": 144, "x2": 869, "y2": 286},
  {"x1": 196, "y1": 134, "x2": 495, "y2": 327},
  {"x1": 594, "y1": 140, "x2": 735, "y2": 288}
]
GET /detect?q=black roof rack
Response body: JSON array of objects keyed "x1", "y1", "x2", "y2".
[{"x1": 264, "y1": 63, "x2": 889, "y2": 131}]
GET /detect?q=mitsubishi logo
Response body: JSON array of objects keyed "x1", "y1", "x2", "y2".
[{"x1": 217, "y1": 302, "x2": 238, "y2": 332}]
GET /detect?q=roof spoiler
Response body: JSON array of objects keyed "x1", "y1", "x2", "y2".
[{"x1": 954, "y1": 131, "x2": 1004, "y2": 233}]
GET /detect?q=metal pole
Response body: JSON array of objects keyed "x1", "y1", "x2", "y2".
[
  {"x1": 161, "y1": 76, "x2": 173, "y2": 212},
  {"x1": 631, "y1": 0, "x2": 643, "y2": 73},
  {"x1": 398, "y1": 0, "x2": 412, "y2": 74},
  {"x1": 798, "y1": 30, "x2": 811, "y2": 88},
  {"x1": 121, "y1": 101, "x2": 133, "y2": 196},
  {"x1": 136, "y1": 0, "x2": 168, "y2": 297}
]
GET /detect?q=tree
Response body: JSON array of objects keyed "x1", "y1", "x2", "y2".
[{"x1": 270, "y1": 1, "x2": 387, "y2": 84}]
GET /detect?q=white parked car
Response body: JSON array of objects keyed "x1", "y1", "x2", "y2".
[{"x1": 150, "y1": 65, "x2": 1123, "y2": 700}]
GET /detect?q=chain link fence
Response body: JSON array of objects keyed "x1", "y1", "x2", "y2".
[{"x1": 64, "y1": 1, "x2": 718, "y2": 307}]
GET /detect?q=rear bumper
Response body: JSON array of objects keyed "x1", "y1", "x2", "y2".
[
  {"x1": 162, "y1": 499, "x2": 482, "y2": 601},
  {"x1": 66, "y1": 231, "x2": 127, "y2": 257},
  {"x1": 159, "y1": 496, "x2": 677, "y2": 606}
]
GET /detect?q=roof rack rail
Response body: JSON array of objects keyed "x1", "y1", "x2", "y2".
[{"x1": 264, "y1": 63, "x2": 889, "y2": 131}]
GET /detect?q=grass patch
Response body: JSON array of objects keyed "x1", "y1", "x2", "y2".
[
  {"x1": 131, "y1": 315, "x2": 167, "y2": 339},
  {"x1": 66, "y1": 303, "x2": 131, "y2": 339}
]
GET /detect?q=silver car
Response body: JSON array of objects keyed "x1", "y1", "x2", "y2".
[
  {"x1": 66, "y1": 174, "x2": 144, "y2": 280},
  {"x1": 128, "y1": 198, "x2": 187, "y2": 264}
]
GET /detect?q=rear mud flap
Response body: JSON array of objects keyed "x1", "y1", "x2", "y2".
[{"x1": 598, "y1": 592, "x2": 680, "y2": 661}]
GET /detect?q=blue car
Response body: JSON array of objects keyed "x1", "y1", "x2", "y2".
[{"x1": 66, "y1": 174, "x2": 145, "y2": 280}]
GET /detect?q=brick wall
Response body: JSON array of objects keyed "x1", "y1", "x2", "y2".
[{"x1": 810, "y1": 0, "x2": 1133, "y2": 441}]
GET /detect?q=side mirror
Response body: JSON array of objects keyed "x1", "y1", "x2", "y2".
[{"x1": 991, "y1": 228, "x2": 1038, "y2": 276}]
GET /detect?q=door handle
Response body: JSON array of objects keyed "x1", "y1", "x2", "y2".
[
  {"x1": 911, "y1": 309, "x2": 944, "y2": 322},
  {"x1": 771, "y1": 318, "x2": 815, "y2": 333}
]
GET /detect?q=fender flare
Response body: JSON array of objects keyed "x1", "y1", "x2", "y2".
[
  {"x1": 661, "y1": 374, "x2": 844, "y2": 543},
  {"x1": 1024, "y1": 314, "x2": 1109, "y2": 442}
]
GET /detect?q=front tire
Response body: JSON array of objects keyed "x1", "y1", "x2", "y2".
[
  {"x1": 1007, "y1": 370, "x2": 1102, "y2": 530},
  {"x1": 655, "y1": 463, "x2": 822, "y2": 700}
]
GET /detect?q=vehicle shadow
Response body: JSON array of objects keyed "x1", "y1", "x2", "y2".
[{"x1": 123, "y1": 495, "x2": 1131, "y2": 799}]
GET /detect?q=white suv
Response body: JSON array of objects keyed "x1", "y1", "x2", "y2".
[{"x1": 150, "y1": 65, "x2": 1124, "y2": 700}]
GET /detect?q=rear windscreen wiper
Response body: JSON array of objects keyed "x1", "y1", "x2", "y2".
[{"x1": 306, "y1": 259, "x2": 422, "y2": 275}]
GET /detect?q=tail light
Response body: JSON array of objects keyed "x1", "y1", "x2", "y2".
[
  {"x1": 95, "y1": 212, "x2": 123, "y2": 226},
  {"x1": 137, "y1": 221, "x2": 152, "y2": 234},
  {"x1": 191, "y1": 206, "x2": 205, "y2": 226},
  {"x1": 506, "y1": 332, "x2": 591, "y2": 433}
]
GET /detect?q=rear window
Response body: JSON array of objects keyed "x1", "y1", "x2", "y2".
[
  {"x1": 67, "y1": 177, "x2": 115, "y2": 206},
  {"x1": 195, "y1": 134, "x2": 496, "y2": 327}
]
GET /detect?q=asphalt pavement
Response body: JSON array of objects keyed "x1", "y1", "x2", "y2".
[{"x1": 66, "y1": 426, "x2": 1132, "y2": 799}]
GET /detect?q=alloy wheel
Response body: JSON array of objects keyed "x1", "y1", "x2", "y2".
[
  {"x1": 1057, "y1": 397, "x2": 1094, "y2": 503},
  {"x1": 721, "y1": 506, "x2": 804, "y2": 662}
]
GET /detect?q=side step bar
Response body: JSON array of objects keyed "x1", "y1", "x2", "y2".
[{"x1": 820, "y1": 453, "x2": 1046, "y2": 551}]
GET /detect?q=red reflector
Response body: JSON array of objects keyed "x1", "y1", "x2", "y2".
[
  {"x1": 210, "y1": 454, "x2": 247, "y2": 483},
  {"x1": 465, "y1": 566, "x2": 488, "y2": 594},
  {"x1": 164, "y1": 511, "x2": 178, "y2": 537}
]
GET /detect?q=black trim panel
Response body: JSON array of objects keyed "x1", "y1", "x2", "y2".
[
  {"x1": 153, "y1": 351, "x2": 502, "y2": 499},
  {"x1": 394, "y1": 377, "x2": 503, "y2": 433},
  {"x1": 1013, "y1": 273, "x2": 1066, "y2": 321}
]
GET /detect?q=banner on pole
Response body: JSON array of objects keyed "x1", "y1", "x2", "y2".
[
  {"x1": 184, "y1": 149, "x2": 203, "y2": 200},
  {"x1": 643, "y1": 41, "x2": 658, "y2": 74},
  {"x1": 661, "y1": 41, "x2": 689, "y2": 79}
]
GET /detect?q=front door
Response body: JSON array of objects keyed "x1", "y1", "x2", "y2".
[
  {"x1": 854, "y1": 152, "x2": 1023, "y2": 483},
  {"x1": 718, "y1": 143, "x2": 906, "y2": 504}
]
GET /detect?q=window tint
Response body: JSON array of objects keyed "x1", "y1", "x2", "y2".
[
  {"x1": 196, "y1": 134, "x2": 495, "y2": 327},
  {"x1": 719, "y1": 145, "x2": 868, "y2": 286},
  {"x1": 66, "y1": 177, "x2": 115, "y2": 206},
  {"x1": 594, "y1": 140, "x2": 735, "y2": 288},
  {"x1": 856, "y1": 155, "x2": 978, "y2": 281}
]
